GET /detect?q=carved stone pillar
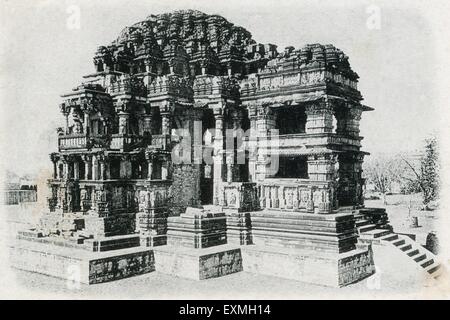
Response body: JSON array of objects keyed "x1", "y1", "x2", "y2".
[
  {"x1": 82, "y1": 154, "x2": 92, "y2": 180},
  {"x1": 83, "y1": 112, "x2": 90, "y2": 134},
  {"x1": 337, "y1": 152, "x2": 365, "y2": 207},
  {"x1": 307, "y1": 154, "x2": 337, "y2": 182},
  {"x1": 143, "y1": 113, "x2": 152, "y2": 134},
  {"x1": 226, "y1": 164, "x2": 233, "y2": 183},
  {"x1": 247, "y1": 104, "x2": 258, "y2": 182},
  {"x1": 213, "y1": 108, "x2": 225, "y2": 204},
  {"x1": 305, "y1": 100, "x2": 333, "y2": 134},
  {"x1": 61, "y1": 157, "x2": 69, "y2": 180},
  {"x1": 59, "y1": 103, "x2": 70, "y2": 134},
  {"x1": 118, "y1": 111, "x2": 130, "y2": 135},
  {"x1": 346, "y1": 108, "x2": 362, "y2": 138},
  {"x1": 99, "y1": 157, "x2": 105, "y2": 180},
  {"x1": 214, "y1": 109, "x2": 224, "y2": 139},
  {"x1": 226, "y1": 152, "x2": 234, "y2": 183},
  {"x1": 335, "y1": 106, "x2": 362, "y2": 138},
  {"x1": 92, "y1": 155, "x2": 98, "y2": 180},
  {"x1": 74, "y1": 161, "x2": 80, "y2": 180},
  {"x1": 145, "y1": 151, "x2": 154, "y2": 180},
  {"x1": 50, "y1": 153, "x2": 59, "y2": 179},
  {"x1": 161, "y1": 161, "x2": 168, "y2": 180},
  {"x1": 53, "y1": 161, "x2": 57, "y2": 179},
  {"x1": 255, "y1": 104, "x2": 277, "y2": 135},
  {"x1": 248, "y1": 103, "x2": 258, "y2": 136},
  {"x1": 161, "y1": 112, "x2": 171, "y2": 135}
]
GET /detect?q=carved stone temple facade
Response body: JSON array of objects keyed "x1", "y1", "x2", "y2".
[{"x1": 11, "y1": 10, "x2": 391, "y2": 287}]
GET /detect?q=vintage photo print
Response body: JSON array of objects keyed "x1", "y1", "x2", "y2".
[{"x1": 0, "y1": 0, "x2": 449, "y2": 300}]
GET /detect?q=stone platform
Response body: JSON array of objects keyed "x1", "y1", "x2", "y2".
[
  {"x1": 225, "y1": 210, "x2": 253, "y2": 245},
  {"x1": 9, "y1": 239, "x2": 155, "y2": 284},
  {"x1": 166, "y1": 207, "x2": 227, "y2": 248},
  {"x1": 153, "y1": 244, "x2": 243, "y2": 280},
  {"x1": 241, "y1": 244, "x2": 375, "y2": 287},
  {"x1": 249, "y1": 210, "x2": 358, "y2": 253},
  {"x1": 17, "y1": 230, "x2": 141, "y2": 252}
]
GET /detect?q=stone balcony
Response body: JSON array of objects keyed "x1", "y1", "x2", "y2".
[
  {"x1": 58, "y1": 133, "x2": 172, "y2": 152},
  {"x1": 58, "y1": 134, "x2": 89, "y2": 150},
  {"x1": 110, "y1": 134, "x2": 143, "y2": 151}
]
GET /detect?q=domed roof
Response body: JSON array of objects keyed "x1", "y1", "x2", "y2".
[{"x1": 113, "y1": 9, "x2": 255, "y2": 55}]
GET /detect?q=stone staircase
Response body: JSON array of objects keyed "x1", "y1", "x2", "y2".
[
  {"x1": 356, "y1": 216, "x2": 444, "y2": 280},
  {"x1": 376, "y1": 232, "x2": 443, "y2": 279}
]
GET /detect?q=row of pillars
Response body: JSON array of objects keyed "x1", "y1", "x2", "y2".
[
  {"x1": 248, "y1": 102, "x2": 362, "y2": 137},
  {"x1": 117, "y1": 110, "x2": 171, "y2": 135},
  {"x1": 51, "y1": 156, "x2": 169, "y2": 181},
  {"x1": 61, "y1": 106, "x2": 172, "y2": 137}
]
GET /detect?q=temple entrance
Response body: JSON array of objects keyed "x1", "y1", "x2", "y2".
[{"x1": 200, "y1": 163, "x2": 214, "y2": 204}]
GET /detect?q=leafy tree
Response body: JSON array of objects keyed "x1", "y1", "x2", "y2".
[{"x1": 401, "y1": 136, "x2": 439, "y2": 207}]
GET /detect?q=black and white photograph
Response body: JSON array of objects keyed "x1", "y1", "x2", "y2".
[{"x1": 0, "y1": 0, "x2": 449, "y2": 302}]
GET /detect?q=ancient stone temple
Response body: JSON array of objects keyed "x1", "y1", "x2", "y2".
[{"x1": 11, "y1": 10, "x2": 390, "y2": 286}]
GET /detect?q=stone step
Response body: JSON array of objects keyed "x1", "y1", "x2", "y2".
[
  {"x1": 407, "y1": 249, "x2": 420, "y2": 257},
  {"x1": 393, "y1": 239, "x2": 405, "y2": 246},
  {"x1": 413, "y1": 254, "x2": 427, "y2": 263},
  {"x1": 355, "y1": 219, "x2": 370, "y2": 227},
  {"x1": 426, "y1": 264, "x2": 441, "y2": 275},
  {"x1": 421, "y1": 259, "x2": 434, "y2": 268},
  {"x1": 360, "y1": 229, "x2": 391, "y2": 239},
  {"x1": 358, "y1": 224, "x2": 376, "y2": 233},
  {"x1": 381, "y1": 234, "x2": 399, "y2": 241},
  {"x1": 400, "y1": 244, "x2": 412, "y2": 251}
]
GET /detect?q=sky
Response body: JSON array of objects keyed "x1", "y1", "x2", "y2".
[{"x1": 0, "y1": 0, "x2": 449, "y2": 177}]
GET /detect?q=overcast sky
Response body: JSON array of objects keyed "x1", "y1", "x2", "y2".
[{"x1": 1, "y1": 0, "x2": 449, "y2": 177}]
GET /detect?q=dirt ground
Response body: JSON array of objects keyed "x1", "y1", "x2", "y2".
[{"x1": 365, "y1": 193, "x2": 439, "y2": 246}]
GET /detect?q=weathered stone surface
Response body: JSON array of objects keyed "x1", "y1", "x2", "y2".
[
  {"x1": 10, "y1": 239, "x2": 155, "y2": 284},
  {"x1": 154, "y1": 244, "x2": 242, "y2": 280},
  {"x1": 241, "y1": 244, "x2": 375, "y2": 287},
  {"x1": 249, "y1": 210, "x2": 358, "y2": 253},
  {"x1": 166, "y1": 207, "x2": 228, "y2": 248},
  {"x1": 169, "y1": 164, "x2": 202, "y2": 215},
  {"x1": 225, "y1": 211, "x2": 253, "y2": 245}
]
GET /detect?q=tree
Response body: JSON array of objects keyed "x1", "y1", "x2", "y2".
[
  {"x1": 363, "y1": 155, "x2": 400, "y2": 204},
  {"x1": 400, "y1": 136, "x2": 439, "y2": 208}
]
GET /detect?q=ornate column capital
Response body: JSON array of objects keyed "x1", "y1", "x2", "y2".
[{"x1": 305, "y1": 99, "x2": 333, "y2": 115}]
